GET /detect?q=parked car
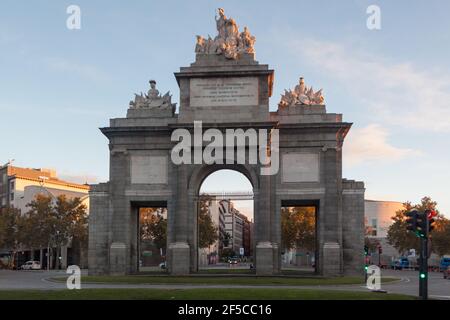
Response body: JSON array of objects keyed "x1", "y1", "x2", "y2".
[
  {"x1": 442, "y1": 266, "x2": 450, "y2": 279},
  {"x1": 440, "y1": 257, "x2": 450, "y2": 272},
  {"x1": 20, "y1": 261, "x2": 41, "y2": 270},
  {"x1": 228, "y1": 257, "x2": 239, "y2": 265},
  {"x1": 391, "y1": 257, "x2": 409, "y2": 270}
]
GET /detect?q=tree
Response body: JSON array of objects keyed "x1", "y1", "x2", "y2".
[
  {"x1": 0, "y1": 207, "x2": 26, "y2": 269},
  {"x1": 52, "y1": 195, "x2": 88, "y2": 268},
  {"x1": 140, "y1": 208, "x2": 167, "y2": 251},
  {"x1": 387, "y1": 196, "x2": 444, "y2": 255},
  {"x1": 24, "y1": 194, "x2": 88, "y2": 269},
  {"x1": 364, "y1": 237, "x2": 380, "y2": 254},
  {"x1": 221, "y1": 232, "x2": 231, "y2": 248},
  {"x1": 281, "y1": 206, "x2": 316, "y2": 252},
  {"x1": 431, "y1": 217, "x2": 450, "y2": 257},
  {"x1": 220, "y1": 248, "x2": 236, "y2": 260},
  {"x1": 24, "y1": 195, "x2": 54, "y2": 251},
  {"x1": 198, "y1": 199, "x2": 218, "y2": 249}
]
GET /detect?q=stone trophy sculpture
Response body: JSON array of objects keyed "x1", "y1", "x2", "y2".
[
  {"x1": 194, "y1": 8, "x2": 256, "y2": 60},
  {"x1": 278, "y1": 77, "x2": 325, "y2": 107},
  {"x1": 128, "y1": 80, "x2": 176, "y2": 114},
  {"x1": 126, "y1": 80, "x2": 176, "y2": 119}
]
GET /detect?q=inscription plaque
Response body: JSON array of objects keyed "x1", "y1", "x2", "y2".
[
  {"x1": 282, "y1": 153, "x2": 320, "y2": 183},
  {"x1": 190, "y1": 77, "x2": 258, "y2": 107},
  {"x1": 131, "y1": 155, "x2": 168, "y2": 184}
]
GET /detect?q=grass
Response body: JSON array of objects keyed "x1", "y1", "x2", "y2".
[
  {"x1": 50, "y1": 275, "x2": 400, "y2": 286},
  {"x1": 0, "y1": 288, "x2": 415, "y2": 300}
]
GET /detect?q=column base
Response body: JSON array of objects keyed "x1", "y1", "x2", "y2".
[
  {"x1": 255, "y1": 242, "x2": 275, "y2": 275},
  {"x1": 168, "y1": 242, "x2": 190, "y2": 275},
  {"x1": 322, "y1": 242, "x2": 342, "y2": 276},
  {"x1": 109, "y1": 242, "x2": 127, "y2": 276}
]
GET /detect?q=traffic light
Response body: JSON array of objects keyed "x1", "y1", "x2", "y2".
[
  {"x1": 425, "y1": 209, "x2": 437, "y2": 234},
  {"x1": 416, "y1": 212, "x2": 427, "y2": 238},
  {"x1": 378, "y1": 246, "x2": 382, "y2": 254},
  {"x1": 405, "y1": 210, "x2": 418, "y2": 232},
  {"x1": 420, "y1": 272, "x2": 426, "y2": 279},
  {"x1": 364, "y1": 245, "x2": 369, "y2": 256}
]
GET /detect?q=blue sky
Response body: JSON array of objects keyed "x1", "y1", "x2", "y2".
[{"x1": 1, "y1": 1, "x2": 449, "y2": 216}]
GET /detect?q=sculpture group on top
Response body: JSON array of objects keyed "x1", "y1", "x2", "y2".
[
  {"x1": 129, "y1": 80, "x2": 176, "y2": 112},
  {"x1": 278, "y1": 77, "x2": 325, "y2": 107},
  {"x1": 195, "y1": 8, "x2": 256, "y2": 60}
]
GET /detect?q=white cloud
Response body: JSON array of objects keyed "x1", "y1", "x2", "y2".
[
  {"x1": 344, "y1": 124, "x2": 418, "y2": 166},
  {"x1": 288, "y1": 38, "x2": 450, "y2": 132}
]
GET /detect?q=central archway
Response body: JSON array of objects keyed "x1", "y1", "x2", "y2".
[
  {"x1": 197, "y1": 169, "x2": 254, "y2": 273},
  {"x1": 187, "y1": 164, "x2": 259, "y2": 274}
]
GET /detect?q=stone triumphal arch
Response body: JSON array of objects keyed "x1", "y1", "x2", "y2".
[{"x1": 88, "y1": 9, "x2": 365, "y2": 276}]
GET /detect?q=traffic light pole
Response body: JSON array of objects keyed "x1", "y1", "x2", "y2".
[
  {"x1": 419, "y1": 220, "x2": 429, "y2": 300},
  {"x1": 406, "y1": 209, "x2": 435, "y2": 300}
]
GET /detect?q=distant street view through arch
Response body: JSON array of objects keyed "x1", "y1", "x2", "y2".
[{"x1": 197, "y1": 170, "x2": 254, "y2": 273}]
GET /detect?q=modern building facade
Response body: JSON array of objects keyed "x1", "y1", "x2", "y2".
[
  {"x1": 0, "y1": 164, "x2": 90, "y2": 213},
  {"x1": 198, "y1": 197, "x2": 253, "y2": 266},
  {"x1": 216, "y1": 199, "x2": 252, "y2": 255},
  {"x1": 0, "y1": 163, "x2": 90, "y2": 268},
  {"x1": 364, "y1": 199, "x2": 414, "y2": 263}
]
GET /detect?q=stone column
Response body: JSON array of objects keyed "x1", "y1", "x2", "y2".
[
  {"x1": 321, "y1": 148, "x2": 343, "y2": 276},
  {"x1": 109, "y1": 149, "x2": 129, "y2": 275},
  {"x1": 169, "y1": 164, "x2": 190, "y2": 275},
  {"x1": 88, "y1": 183, "x2": 110, "y2": 275},
  {"x1": 255, "y1": 174, "x2": 274, "y2": 275}
]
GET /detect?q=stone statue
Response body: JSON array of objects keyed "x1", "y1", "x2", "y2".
[
  {"x1": 295, "y1": 77, "x2": 306, "y2": 95},
  {"x1": 195, "y1": 35, "x2": 206, "y2": 54},
  {"x1": 239, "y1": 26, "x2": 255, "y2": 54},
  {"x1": 129, "y1": 80, "x2": 176, "y2": 113},
  {"x1": 196, "y1": 8, "x2": 256, "y2": 60},
  {"x1": 216, "y1": 8, "x2": 227, "y2": 39},
  {"x1": 147, "y1": 80, "x2": 160, "y2": 99},
  {"x1": 279, "y1": 77, "x2": 325, "y2": 107},
  {"x1": 206, "y1": 35, "x2": 218, "y2": 54}
]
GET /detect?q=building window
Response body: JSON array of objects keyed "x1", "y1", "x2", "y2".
[
  {"x1": 10, "y1": 181, "x2": 14, "y2": 191},
  {"x1": 1, "y1": 197, "x2": 5, "y2": 206},
  {"x1": 371, "y1": 218, "x2": 377, "y2": 227},
  {"x1": 371, "y1": 218, "x2": 377, "y2": 236},
  {"x1": 10, "y1": 192, "x2": 14, "y2": 201}
]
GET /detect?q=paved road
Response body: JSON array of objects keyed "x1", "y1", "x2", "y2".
[
  {"x1": 376, "y1": 269, "x2": 450, "y2": 299},
  {"x1": 0, "y1": 269, "x2": 449, "y2": 299}
]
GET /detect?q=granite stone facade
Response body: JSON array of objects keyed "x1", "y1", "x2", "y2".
[{"x1": 88, "y1": 53, "x2": 365, "y2": 277}]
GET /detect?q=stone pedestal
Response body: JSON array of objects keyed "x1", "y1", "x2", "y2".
[
  {"x1": 109, "y1": 242, "x2": 127, "y2": 275},
  {"x1": 323, "y1": 242, "x2": 341, "y2": 276},
  {"x1": 255, "y1": 242, "x2": 275, "y2": 275},
  {"x1": 126, "y1": 107, "x2": 174, "y2": 118},
  {"x1": 169, "y1": 242, "x2": 190, "y2": 275}
]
